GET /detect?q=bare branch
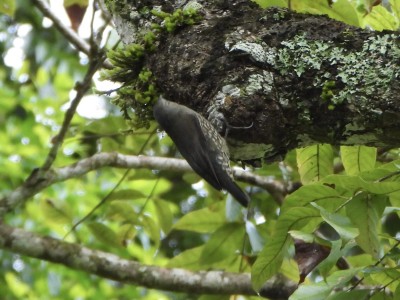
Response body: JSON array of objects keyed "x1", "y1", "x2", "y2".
[
  {"x1": 0, "y1": 153, "x2": 287, "y2": 216},
  {"x1": 0, "y1": 223, "x2": 296, "y2": 299},
  {"x1": 41, "y1": 59, "x2": 104, "y2": 170},
  {"x1": 31, "y1": 0, "x2": 113, "y2": 69},
  {"x1": 32, "y1": 0, "x2": 90, "y2": 55}
]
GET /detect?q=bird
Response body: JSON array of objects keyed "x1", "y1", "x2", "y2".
[{"x1": 153, "y1": 96, "x2": 250, "y2": 207}]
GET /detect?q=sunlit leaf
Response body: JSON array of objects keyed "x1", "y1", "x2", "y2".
[
  {"x1": 167, "y1": 246, "x2": 203, "y2": 270},
  {"x1": 340, "y1": 146, "x2": 376, "y2": 175},
  {"x1": 153, "y1": 198, "x2": 174, "y2": 234},
  {"x1": 253, "y1": 0, "x2": 287, "y2": 8},
  {"x1": 291, "y1": 0, "x2": 361, "y2": 27},
  {"x1": 173, "y1": 203, "x2": 226, "y2": 233},
  {"x1": 4, "y1": 272, "x2": 30, "y2": 297},
  {"x1": 0, "y1": 0, "x2": 15, "y2": 16},
  {"x1": 282, "y1": 184, "x2": 344, "y2": 212},
  {"x1": 297, "y1": 144, "x2": 333, "y2": 184},
  {"x1": 363, "y1": 5, "x2": 399, "y2": 30},
  {"x1": 40, "y1": 198, "x2": 72, "y2": 225},
  {"x1": 142, "y1": 214, "x2": 161, "y2": 247}
]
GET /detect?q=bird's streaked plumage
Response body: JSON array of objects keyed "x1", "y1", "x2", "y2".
[{"x1": 153, "y1": 96, "x2": 249, "y2": 207}]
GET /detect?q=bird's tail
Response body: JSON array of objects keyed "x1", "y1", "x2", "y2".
[{"x1": 227, "y1": 181, "x2": 250, "y2": 207}]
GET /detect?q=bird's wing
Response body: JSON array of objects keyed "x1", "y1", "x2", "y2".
[{"x1": 171, "y1": 114, "x2": 224, "y2": 191}]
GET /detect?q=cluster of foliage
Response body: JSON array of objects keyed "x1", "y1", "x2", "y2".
[{"x1": 0, "y1": 0, "x2": 399, "y2": 299}]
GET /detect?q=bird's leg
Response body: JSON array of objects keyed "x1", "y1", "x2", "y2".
[{"x1": 223, "y1": 121, "x2": 254, "y2": 140}]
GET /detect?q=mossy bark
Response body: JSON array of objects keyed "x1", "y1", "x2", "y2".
[{"x1": 106, "y1": 0, "x2": 400, "y2": 165}]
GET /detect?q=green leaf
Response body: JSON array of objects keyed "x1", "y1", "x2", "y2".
[
  {"x1": 173, "y1": 203, "x2": 226, "y2": 233},
  {"x1": 282, "y1": 184, "x2": 344, "y2": 212},
  {"x1": 86, "y1": 222, "x2": 121, "y2": 248},
  {"x1": 391, "y1": 0, "x2": 400, "y2": 24},
  {"x1": 326, "y1": 289, "x2": 370, "y2": 300},
  {"x1": 200, "y1": 223, "x2": 245, "y2": 264},
  {"x1": 40, "y1": 198, "x2": 72, "y2": 225},
  {"x1": 317, "y1": 239, "x2": 342, "y2": 278},
  {"x1": 366, "y1": 266, "x2": 400, "y2": 289},
  {"x1": 341, "y1": 146, "x2": 376, "y2": 175},
  {"x1": 363, "y1": 5, "x2": 399, "y2": 31},
  {"x1": 167, "y1": 246, "x2": 203, "y2": 270},
  {"x1": 297, "y1": 144, "x2": 333, "y2": 184},
  {"x1": 153, "y1": 199, "x2": 174, "y2": 234},
  {"x1": 289, "y1": 284, "x2": 332, "y2": 300},
  {"x1": 346, "y1": 193, "x2": 386, "y2": 257},
  {"x1": 4, "y1": 272, "x2": 30, "y2": 297},
  {"x1": 322, "y1": 174, "x2": 400, "y2": 195},
  {"x1": 252, "y1": 207, "x2": 321, "y2": 291},
  {"x1": 253, "y1": 0, "x2": 287, "y2": 8},
  {"x1": 290, "y1": 268, "x2": 363, "y2": 300},
  {"x1": 291, "y1": 0, "x2": 361, "y2": 27},
  {"x1": 394, "y1": 282, "x2": 400, "y2": 300},
  {"x1": 107, "y1": 189, "x2": 146, "y2": 201},
  {"x1": 116, "y1": 224, "x2": 137, "y2": 245},
  {"x1": 106, "y1": 201, "x2": 139, "y2": 223},
  {"x1": 312, "y1": 203, "x2": 359, "y2": 242},
  {"x1": 142, "y1": 214, "x2": 161, "y2": 246},
  {"x1": 0, "y1": 0, "x2": 15, "y2": 16}
]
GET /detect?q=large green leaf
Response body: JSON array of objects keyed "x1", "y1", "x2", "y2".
[
  {"x1": 346, "y1": 193, "x2": 386, "y2": 257},
  {"x1": 322, "y1": 174, "x2": 400, "y2": 195},
  {"x1": 253, "y1": 0, "x2": 287, "y2": 8},
  {"x1": 297, "y1": 144, "x2": 333, "y2": 184},
  {"x1": 341, "y1": 146, "x2": 376, "y2": 175},
  {"x1": 363, "y1": 5, "x2": 399, "y2": 30},
  {"x1": 391, "y1": 0, "x2": 400, "y2": 24},
  {"x1": 326, "y1": 290, "x2": 370, "y2": 300},
  {"x1": 251, "y1": 207, "x2": 321, "y2": 291},
  {"x1": 172, "y1": 203, "x2": 226, "y2": 233},
  {"x1": 167, "y1": 246, "x2": 204, "y2": 270},
  {"x1": 282, "y1": 184, "x2": 345, "y2": 212},
  {"x1": 200, "y1": 223, "x2": 245, "y2": 264},
  {"x1": 291, "y1": 0, "x2": 361, "y2": 27},
  {"x1": 313, "y1": 203, "x2": 359, "y2": 242},
  {"x1": 40, "y1": 198, "x2": 72, "y2": 225}
]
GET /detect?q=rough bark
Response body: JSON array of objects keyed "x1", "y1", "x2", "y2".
[
  {"x1": 106, "y1": 0, "x2": 400, "y2": 166},
  {"x1": 0, "y1": 223, "x2": 297, "y2": 299}
]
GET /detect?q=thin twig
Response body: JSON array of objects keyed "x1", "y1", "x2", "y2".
[
  {"x1": 349, "y1": 239, "x2": 400, "y2": 290},
  {"x1": 41, "y1": 57, "x2": 105, "y2": 170},
  {"x1": 31, "y1": 0, "x2": 113, "y2": 69},
  {"x1": 64, "y1": 128, "x2": 158, "y2": 236}
]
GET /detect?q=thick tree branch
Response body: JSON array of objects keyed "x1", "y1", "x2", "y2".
[
  {"x1": 107, "y1": 0, "x2": 400, "y2": 165},
  {"x1": 0, "y1": 223, "x2": 297, "y2": 299},
  {"x1": 0, "y1": 153, "x2": 287, "y2": 216}
]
